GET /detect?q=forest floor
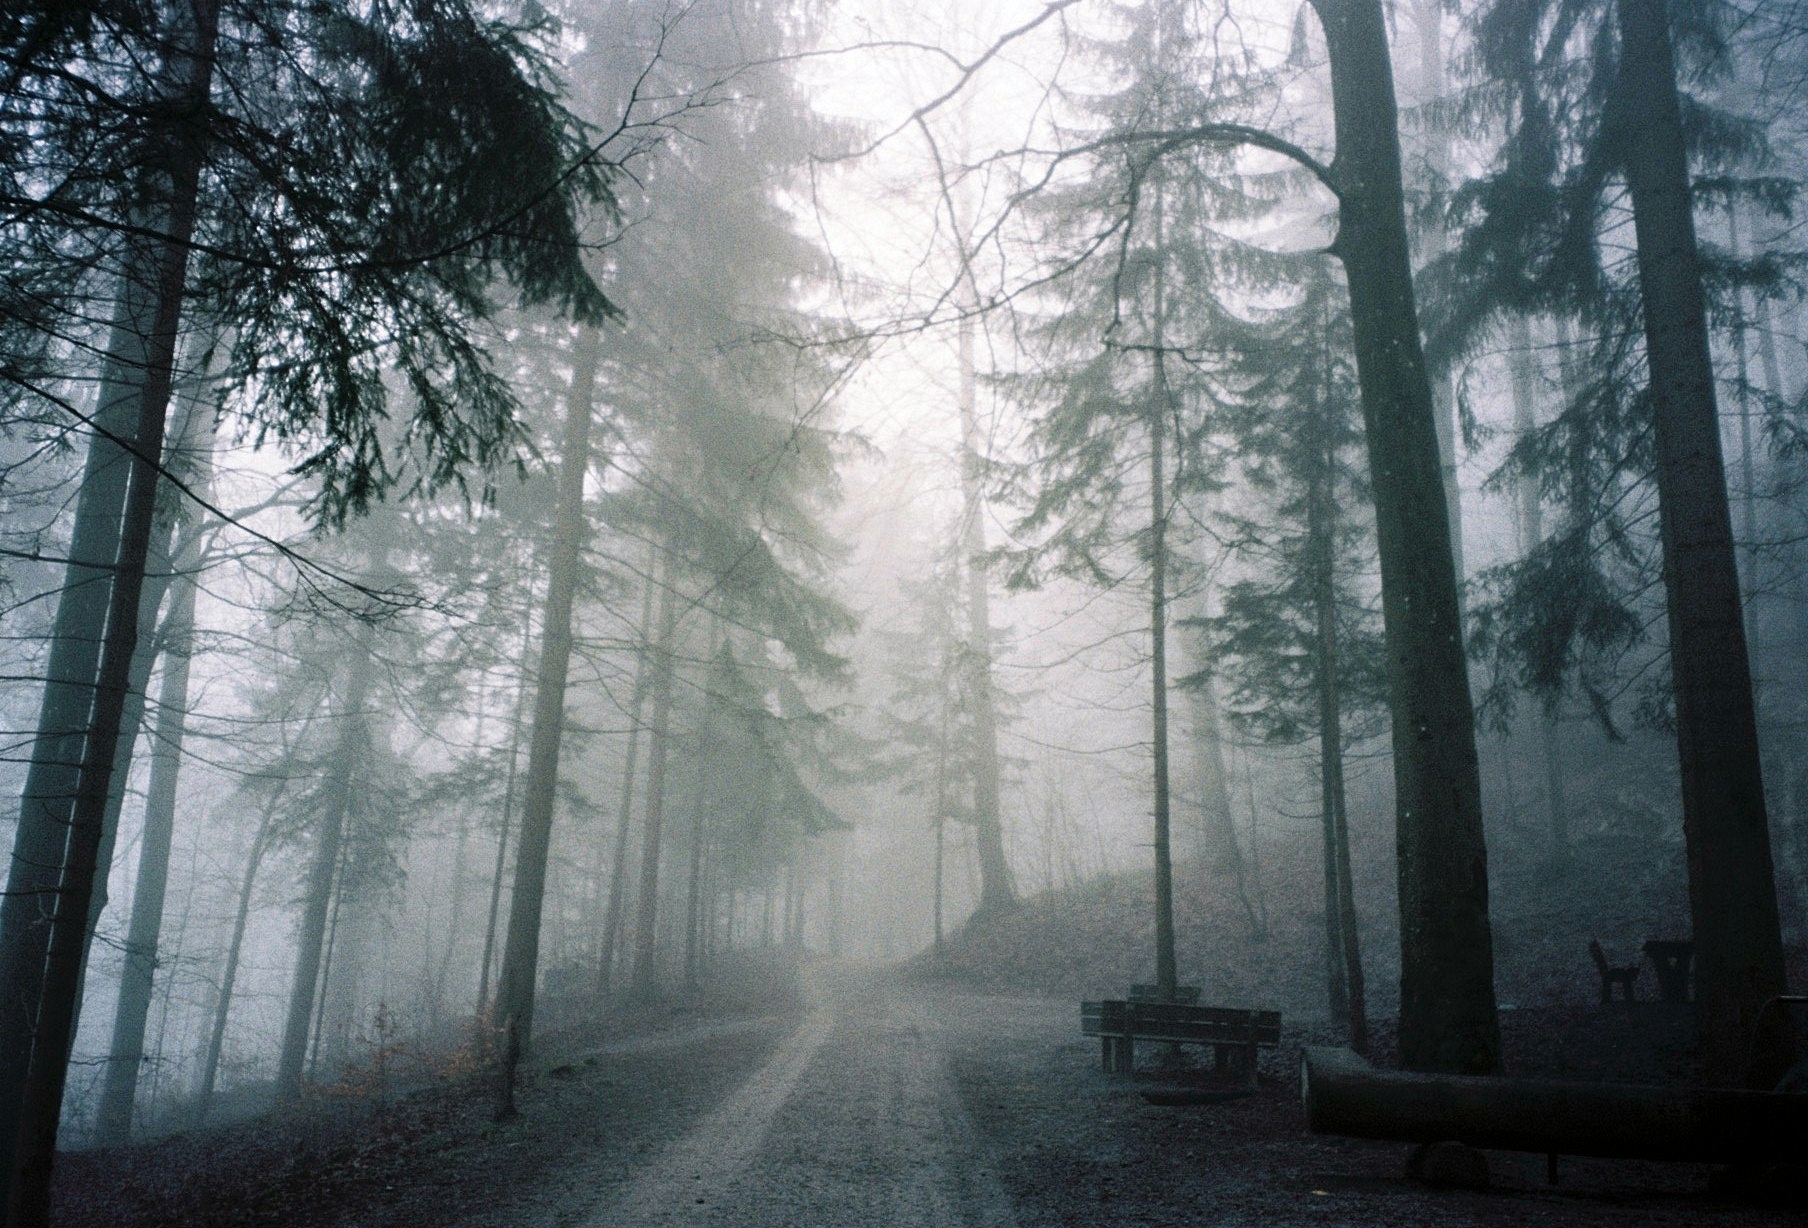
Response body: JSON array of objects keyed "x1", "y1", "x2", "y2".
[{"x1": 52, "y1": 960, "x2": 1805, "y2": 1227}]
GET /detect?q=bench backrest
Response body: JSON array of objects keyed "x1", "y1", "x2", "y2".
[{"x1": 1082, "y1": 1000, "x2": 1282, "y2": 1045}]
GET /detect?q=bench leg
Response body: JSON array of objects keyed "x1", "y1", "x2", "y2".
[
  {"x1": 1100, "y1": 1037, "x2": 1113, "y2": 1073},
  {"x1": 1210, "y1": 1042, "x2": 1259, "y2": 1086},
  {"x1": 1115, "y1": 1036, "x2": 1134, "y2": 1075}
]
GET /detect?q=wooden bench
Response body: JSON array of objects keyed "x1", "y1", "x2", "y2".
[
  {"x1": 1587, "y1": 939, "x2": 1639, "y2": 1005},
  {"x1": 1641, "y1": 939, "x2": 1692, "y2": 1004},
  {"x1": 1081, "y1": 1000, "x2": 1281, "y2": 1084}
]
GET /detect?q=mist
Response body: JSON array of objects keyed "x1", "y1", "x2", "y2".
[{"x1": 3, "y1": 0, "x2": 1806, "y2": 1224}]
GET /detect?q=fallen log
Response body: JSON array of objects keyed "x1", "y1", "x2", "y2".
[{"x1": 1301, "y1": 1046, "x2": 1808, "y2": 1164}]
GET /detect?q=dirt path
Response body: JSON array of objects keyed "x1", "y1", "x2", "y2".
[
  {"x1": 583, "y1": 967, "x2": 1016, "y2": 1227},
  {"x1": 54, "y1": 967, "x2": 1804, "y2": 1227}
]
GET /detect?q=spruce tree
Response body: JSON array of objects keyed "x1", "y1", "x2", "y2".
[
  {"x1": 1443, "y1": 0, "x2": 1790, "y2": 1076},
  {"x1": 0, "y1": 3, "x2": 613, "y2": 1206},
  {"x1": 1204, "y1": 269, "x2": 1384, "y2": 1051}
]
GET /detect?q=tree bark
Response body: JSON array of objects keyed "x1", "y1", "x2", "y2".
[
  {"x1": 1312, "y1": 0, "x2": 1500, "y2": 1074},
  {"x1": 9, "y1": 292, "x2": 175, "y2": 1226},
  {"x1": 79, "y1": 365, "x2": 216, "y2": 995},
  {"x1": 1310, "y1": 387, "x2": 1350, "y2": 1031},
  {"x1": 494, "y1": 327, "x2": 600, "y2": 1116},
  {"x1": 1330, "y1": 750, "x2": 1367, "y2": 1053},
  {"x1": 2, "y1": 5, "x2": 219, "y2": 1214},
  {"x1": 957, "y1": 308, "x2": 1017, "y2": 918},
  {"x1": 1302, "y1": 1045, "x2": 1808, "y2": 1161},
  {"x1": 475, "y1": 590, "x2": 536, "y2": 1024},
  {"x1": 682, "y1": 796, "x2": 707, "y2": 990},
  {"x1": 0, "y1": 257, "x2": 158, "y2": 1178},
  {"x1": 275, "y1": 648, "x2": 370, "y2": 1102},
  {"x1": 0, "y1": 161, "x2": 189, "y2": 1224},
  {"x1": 1507, "y1": 314, "x2": 1570, "y2": 865},
  {"x1": 1308, "y1": 339, "x2": 1368, "y2": 1052},
  {"x1": 932, "y1": 694, "x2": 951, "y2": 959},
  {"x1": 1409, "y1": 0, "x2": 1464, "y2": 587},
  {"x1": 627, "y1": 581, "x2": 681, "y2": 1001},
  {"x1": 1615, "y1": 0, "x2": 1785, "y2": 1080},
  {"x1": 1185, "y1": 650, "x2": 1264, "y2": 938},
  {"x1": 1137, "y1": 71, "x2": 1182, "y2": 992},
  {"x1": 193, "y1": 796, "x2": 277, "y2": 1125},
  {"x1": 1726, "y1": 206, "x2": 1761, "y2": 654},
  {"x1": 1148, "y1": 235, "x2": 1177, "y2": 1001},
  {"x1": 90, "y1": 494, "x2": 205, "y2": 1144},
  {"x1": 1186, "y1": 660, "x2": 1239, "y2": 870},
  {"x1": 596, "y1": 549, "x2": 660, "y2": 1000}
]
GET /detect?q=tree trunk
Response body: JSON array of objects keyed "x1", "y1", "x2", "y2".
[
  {"x1": 1726, "y1": 206, "x2": 1762, "y2": 654},
  {"x1": 476, "y1": 593, "x2": 536, "y2": 1025},
  {"x1": 315, "y1": 884, "x2": 367, "y2": 1078},
  {"x1": 90, "y1": 463, "x2": 209, "y2": 1145},
  {"x1": 1410, "y1": 0, "x2": 1464, "y2": 587},
  {"x1": 597, "y1": 550, "x2": 660, "y2": 998},
  {"x1": 1753, "y1": 268, "x2": 1805, "y2": 942},
  {"x1": 957, "y1": 308, "x2": 1017, "y2": 918},
  {"x1": 2, "y1": 5, "x2": 219, "y2": 1215},
  {"x1": 0, "y1": 254, "x2": 157, "y2": 1187},
  {"x1": 9, "y1": 303, "x2": 176, "y2": 1224},
  {"x1": 62, "y1": 425, "x2": 188, "y2": 1085},
  {"x1": 1187, "y1": 659, "x2": 1239, "y2": 871},
  {"x1": 1308, "y1": 338, "x2": 1368, "y2": 1051},
  {"x1": 1186, "y1": 651, "x2": 1264, "y2": 938},
  {"x1": 1141, "y1": 156, "x2": 1181, "y2": 1001},
  {"x1": 1148, "y1": 326, "x2": 1177, "y2": 1001},
  {"x1": 627, "y1": 576, "x2": 681, "y2": 1001},
  {"x1": 682, "y1": 797, "x2": 706, "y2": 990},
  {"x1": 1302, "y1": 1045, "x2": 1808, "y2": 1162},
  {"x1": 140, "y1": 838, "x2": 197, "y2": 1125},
  {"x1": 781, "y1": 864, "x2": 797, "y2": 950},
  {"x1": 1615, "y1": 0, "x2": 1785, "y2": 1080},
  {"x1": 1312, "y1": 0, "x2": 1500, "y2": 1074},
  {"x1": 431, "y1": 810, "x2": 471, "y2": 1030},
  {"x1": 80, "y1": 363, "x2": 217, "y2": 991},
  {"x1": 0, "y1": 112, "x2": 211, "y2": 1222},
  {"x1": 1309, "y1": 395, "x2": 1350, "y2": 1031},
  {"x1": 1331, "y1": 750, "x2": 1367, "y2": 1053},
  {"x1": 1506, "y1": 314, "x2": 1571, "y2": 866},
  {"x1": 275, "y1": 651, "x2": 370, "y2": 1102},
  {"x1": 193, "y1": 797, "x2": 278, "y2": 1125},
  {"x1": 0, "y1": 300, "x2": 147, "y2": 1162},
  {"x1": 82, "y1": 520, "x2": 174, "y2": 969},
  {"x1": 932, "y1": 699, "x2": 950, "y2": 959},
  {"x1": 494, "y1": 327, "x2": 600, "y2": 1117}
]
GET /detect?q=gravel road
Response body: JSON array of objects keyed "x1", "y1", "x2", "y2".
[
  {"x1": 571, "y1": 967, "x2": 1801, "y2": 1228},
  {"x1": 56, "y1": 963, "x2": 1804, "y2": 1227},
  {"x1": 584, "y1": 966, "x2": 1020, "y2": 1227}
]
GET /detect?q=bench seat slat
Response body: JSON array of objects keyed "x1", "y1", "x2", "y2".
[{"x1": 1081, "y1": 999, "x2": 1282, "y2": 1080}]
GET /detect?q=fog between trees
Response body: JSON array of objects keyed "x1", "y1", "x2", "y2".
[{"x1": 3, "y1": 0, "x2": 1807, "y2": 1218}]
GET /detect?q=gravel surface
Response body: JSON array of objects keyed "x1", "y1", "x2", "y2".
[
  {"x1": 944, "y1": 992, "x2": 1800, "y2": 1227},
  {"x1": 585, "y1": 967, "x2": 1015, "y2": 1226},
  {"x1": 55, "y1": 964, "x2": 1806, "y2": 1227}
]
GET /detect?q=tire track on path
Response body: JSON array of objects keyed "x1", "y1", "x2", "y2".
[
  {"x1": 582, "y1": 968, "x2": 1016, "y2": 1228},
  {"x1": 583, "y1": 1009, "x2": 835, "y2": 1226}
]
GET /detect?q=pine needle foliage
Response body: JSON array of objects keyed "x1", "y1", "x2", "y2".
[
  {"x1": 1428, "y1": 0, "x2": 1801, "y2": 727},
  {"x1": 2, "y1": 0, "x2": 618, "y2": 524}
]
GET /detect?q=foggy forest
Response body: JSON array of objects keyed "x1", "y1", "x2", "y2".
[{"x1": 3, "y1": 0, "x2": 1807, "y2": 1224}]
